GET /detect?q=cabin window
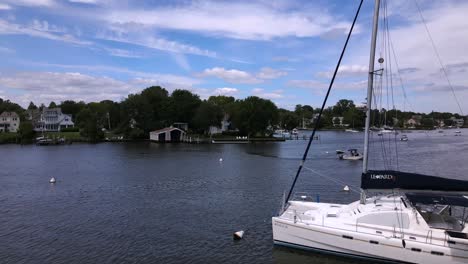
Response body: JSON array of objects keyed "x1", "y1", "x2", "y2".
[
  {"x1": 342, "y1": 235, "x2": 353, "y2": 240},
  {"x1": 431, "y1": 251, "x2": 444, "y2": 256},
  {"x1": 376, "y1": 231, "x2": 382, "y2": 234},
  {"x1": 411, "y1": 248, "x2": 421, "y2": 252},
  {"x1": 369, "y1": 240, "x2": 379, "y2": 244},
  {"x1": 358, "y1": 212, "x2": 410, "y2": 229},
  {"x1": 409, "y1": 236, "x2": 416, "y2": 240}
]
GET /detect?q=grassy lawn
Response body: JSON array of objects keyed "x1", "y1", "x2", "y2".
[{"x1": 0, "y1": 132, "x2": 18, "y2": 143}]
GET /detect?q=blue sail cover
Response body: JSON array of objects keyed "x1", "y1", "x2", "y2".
[{"x1": 361, "y1": 170, "x2": 468, "y2": 192}]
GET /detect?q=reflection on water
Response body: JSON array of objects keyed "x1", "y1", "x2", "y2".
[{"x1": 0, "y1": 130, "x2": 466, "y2": 263}]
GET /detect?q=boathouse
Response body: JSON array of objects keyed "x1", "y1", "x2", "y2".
[{"x1": 150, "y1": 127, "x2": 186, "y2": 142}]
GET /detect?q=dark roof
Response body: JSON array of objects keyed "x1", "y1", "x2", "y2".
[{"x1": 150, "y1": 127, "x2": 185, "y2": 134}]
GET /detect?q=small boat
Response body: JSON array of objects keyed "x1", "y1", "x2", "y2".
[
  {"x1": 36, "y1": 137, "x2": 54, "y2": 146},
  {"x1": 336, "y1": 150, "x2": 345, "y2": 155},
  {"x1": 273, "y1": 130, "x2": 290, "y2": 138},
  {"x1": 345, "y1": 129, "x2": 359, "y2": 133},
  {"x1": 338, "y1": 149, "x2": 363, "y2": 161},
  {"x1": 400, "y1": 135, "x2": 408, "y2": 141},
  {"x1": 291, "y1": 128, "x2": 298, "y2": 135},
  {"x1": 455, "y1": 130, "x2": 461, "y2": 134}
]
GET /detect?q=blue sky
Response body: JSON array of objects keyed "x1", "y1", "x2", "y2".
[{"x1": 0, "y1": 0, "x2": 467, "y2": 114}]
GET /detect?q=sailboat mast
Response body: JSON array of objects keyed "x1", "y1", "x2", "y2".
[{"x1": 363, "y1": 0, "x2": 380, "y2": 173}]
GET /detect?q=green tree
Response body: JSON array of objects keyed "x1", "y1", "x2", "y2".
[
  {"x1": 168, "y1": 89, "x2": 201, "y2": 126},
  {"x1": 192, "y1": 101, "x2": 223, "y2": 134},
  {"x1": 76, "y1": 108, "x2": 104, "y2": 142},
  {"x1": 48, "y1": 101, "x2": 57, "y2": 108},
  {"x1": 18, "y1": 121, "x2": 34, "y2": 143},
  {"x1": 27, "y1": 102, "x2": 37, "y2": 110},
  {"x1": 333, "y1": 99, "x2": 355, "y2": 116},
  {"x1": 279, "y1": 109, "x2": 300, "y2": 130},
  {"x1": 60, "y1": 100, "x2": 86, "y2": 119},
  {"x1": 230, "y1": 96, "x2": 278, "y2": 136}
]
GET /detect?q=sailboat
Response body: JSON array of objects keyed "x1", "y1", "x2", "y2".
[{"x1": 272, "y1": 1, "x2": 468, "y2": 263}]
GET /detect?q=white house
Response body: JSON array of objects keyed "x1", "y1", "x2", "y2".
[
  {"x1": 450, "y1": 117, "x2": 465, "y2": 127},
  {"x1": 150, "y1": 127, "x2": 186, "y2": 142},
  {"x1": 31, "y1": 107, "x2": 74, "y2": 132},
  {"x1": 332, "y1": 116, "x2": 345, "y2": 127},
  {"x1": 0, "y1": 111, "x2": 20, "y2": 132},
  {"x1": 209, "y1": 114, "x2": 230, "y2": 135}
]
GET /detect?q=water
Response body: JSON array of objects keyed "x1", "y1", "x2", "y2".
[{"x1": 0, "y1": 130, "x2": 467, "y2": 263}]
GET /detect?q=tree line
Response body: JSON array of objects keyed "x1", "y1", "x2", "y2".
[{"x1": 0, "y1": 86, "x2": 465, "y2": 142}]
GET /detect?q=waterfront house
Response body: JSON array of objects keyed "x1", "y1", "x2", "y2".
[
  {"x1": 150, "y1": 127, "x2": 186, "y2": 142},
  {"x1": 449, "y1": 117, "x2": 465, "y2": 127},
  {"x1": 209, "y1": 114, "x2": 230, "y2": 135},
  {"x1": 0, "y1": 111, "x2": 20, "y2": 132},
  {"x1": 332, "y1": 116, "x2": 345, "y2": 127},
  {"x1": 28, "y1": 107, "x2": 74, "y2": 132},
  {"x1": 406, "y1": 117, "x2": 421, "y2": 127}
]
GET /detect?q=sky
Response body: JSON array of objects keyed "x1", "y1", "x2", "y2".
[{"x1": 0, "y1": 0, "x2": 467, "y2": 114}]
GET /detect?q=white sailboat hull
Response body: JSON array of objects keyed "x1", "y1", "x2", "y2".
[{"x1": 272, "y1": 199, "x2": 468, "y2": 264}]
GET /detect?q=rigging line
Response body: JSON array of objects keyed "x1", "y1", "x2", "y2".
[
  {"x1": 284, "y1": 0, "x2": 364, "y2": 203},
  {"x1": 383, "y1": 1, "x2": 399, "y2": 170},
  {"x1": 413, "y1": 0, "x2": 464, "y2": 116},
  {"x1": 302, "y1": 166, "x2": 361, "y2": 194},
  {"x1": 388, "y1": 31, "x2": 439, "y2": 173}
]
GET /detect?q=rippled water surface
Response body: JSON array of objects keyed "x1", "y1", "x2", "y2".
[{"x1": 1, "y1": 130, "x2": 467, "y2": 263}]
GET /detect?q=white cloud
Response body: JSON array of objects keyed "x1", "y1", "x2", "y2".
[
  {"x1": 316, "y1": 64, "x2": 368, "y2": 78},
  {"x1": 272, "y1": 56, "x2": 299, "y2": 62},
  {"x1": 104, "y1": 1, "x2": 353, "y2": 40},
  {"x1": 196, "y1": 67, "x2": 261, "y2": 84},
  {"x1": 288, "y1": 79, "x2": 366, "y2": 92},
  {"x1": 104, "y1": 47, "x2": 142, "y2": 58},
  {"x1": 171, "y1": 53, "x2": 191, "y2": 71},
  {"x1": 251, "y1": 88, "x2": 284, "y2": 99},
  {"x1": 97, "y1": 32, "x2": 216, "y2": 57},
  {"x1": 287, "y1": 80, "x2": 327, "y2": 90},
  {"x1": 0, "y1": 19, "x2": 91, "y2": 46},
  {"x1": 196, "y1": 67, "x2": 287, "y2": 84},
  {"x1": 4, "y1": 0, "x2": 54, "y2": 7},
  {"x1": 0, "y1": 46, "x2": 14, "y2": 53},
  {"x1": 256, "y1": 67, "x2": 287, "y2": 79},
  {"x1": 22, "y1": 62, "x2": 201, "y2": 87},
  {"x1": 0, "y1": 3, "x2": 12, "y2": 10},
  {"x1": 212, "y1": 87, "x2": 239, "y2": 96},
  {"x1": 0, "y1": 71, "x2": 201, "y2": 106},
  {"x1": 68, "y1": 0, "x2": 97, "y2": 4}
]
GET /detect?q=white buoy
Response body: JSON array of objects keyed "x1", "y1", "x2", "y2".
[
  {"x1": 343, "y1": 185, "x2": 350, "y2": 192},
  {"x1": 219, "y1": 158, "x2": 223, "y2": 162},
  {"x1": 325, "y1": 151, "x2": 329, "y2": 154},
  {"x1": 300, "y1": 195, "x2": 307, "y2": 199},
  {"x1": 233, "y1": 230, "x2": 244, "y2": 240},
  {"x1": 49, "y1": 177, "x2": 56, "y2": 184}
]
